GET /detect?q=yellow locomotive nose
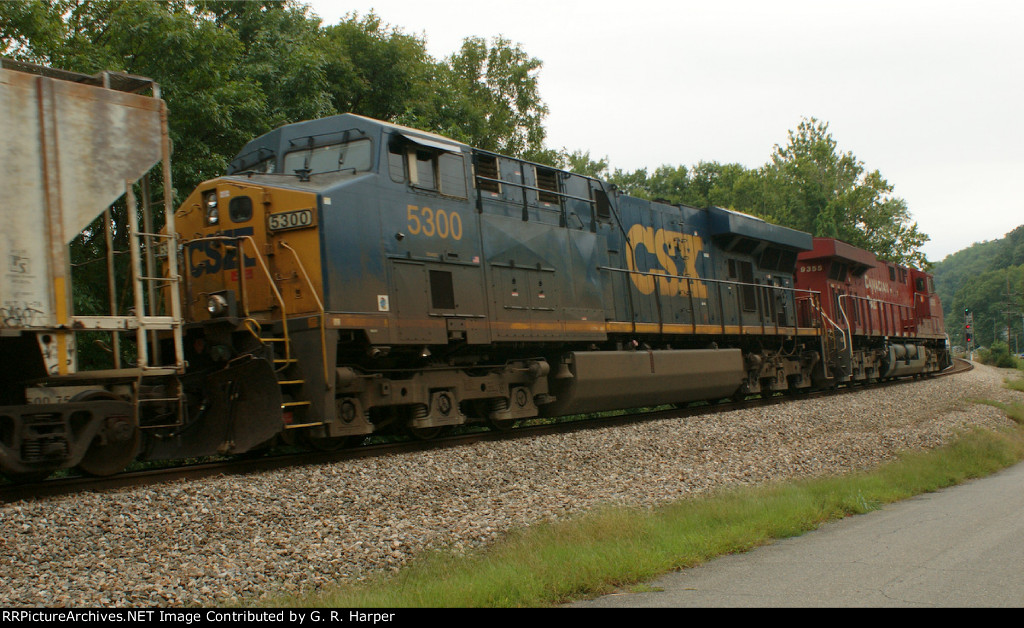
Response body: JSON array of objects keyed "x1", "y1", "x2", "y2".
[{"x1": 174, "y1": 180, "x2": 322, "y2": 324}]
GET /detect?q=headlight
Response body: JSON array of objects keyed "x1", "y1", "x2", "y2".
[
  {"x1": 206, "y1": 294, "x2": 229, "y2": 317},
  {"x1": 204, "y1": 192, "x2": 219, "y2": 225}
]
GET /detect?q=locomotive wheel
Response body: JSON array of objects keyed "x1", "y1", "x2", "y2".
[
  {"x1": 301, "y1": 432, "x2": 364, "y2": 451},
  {"x1": 74, "y1": 391, "x2": 140, "y2": 477},
  {"x1": 486, "y1": 417, "x2": 519, "y2": 432},
  {"x1": 407, "y1": 425, "x2": 444, "y2": 440}
]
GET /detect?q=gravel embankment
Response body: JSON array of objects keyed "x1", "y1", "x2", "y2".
[{"x1": 1, "y1": 363, "x2": 1021, "y2": 607}]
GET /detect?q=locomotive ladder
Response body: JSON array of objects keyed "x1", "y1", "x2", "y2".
[
  {"x1": 231, "y1": 235, "x2": 327, "y2": 430},
  {"x1": 274, "y1": 240, "x2": 330, "y2": 430},
  {"x1": 799, "y1": 292, "x2": 850, "y2": 381},
  {"x1": 243, "y1": 318, "x2": 315, "y2": 427}
]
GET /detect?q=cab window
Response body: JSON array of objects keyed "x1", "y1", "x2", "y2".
[
  {"x1": 388, "y1": 141, "x2": 406, "y2": 183},
  {"x1": 407, "y1": 148, "x2": 467, "y2": 199},
  {"x1": 413, "y1": 150, "x2": 437, "y2": 190},
  {"x1": 283, "y1": 138, "x2": 373, "y2": 177}
]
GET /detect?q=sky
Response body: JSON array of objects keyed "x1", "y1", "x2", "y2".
[{"x1": 306, "y1": 0, "x2": 1023, "y2": 262}]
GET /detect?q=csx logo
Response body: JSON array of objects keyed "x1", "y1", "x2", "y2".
[
  {"x1": 187, "y1": 227, "x2": 256, "y2": 278},
  {"x1": 625, "y1": 224, "x2": 708, "y2": 298}
]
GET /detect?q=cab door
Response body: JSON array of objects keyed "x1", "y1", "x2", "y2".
[{"x1": 383, "y1": 137, "x2": 489, "y2": 345}]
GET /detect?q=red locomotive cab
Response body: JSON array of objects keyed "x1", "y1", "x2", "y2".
[{"x1": 795, "y1": 238, "x2": 876, "y2": 333}]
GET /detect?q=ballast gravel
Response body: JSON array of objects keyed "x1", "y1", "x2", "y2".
[{"x1": 1, "y1": 362, "x2": 1020, "y2": 607}]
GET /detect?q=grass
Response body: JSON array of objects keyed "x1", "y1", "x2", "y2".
[
  {"x1": 252, "y1": 392, "x2": 1024, "y2": 609},
  {"x1": 1004, "y1": 377, "x2": 1024, "y2": 394},
  {"x1": 969, "y1": 375, "x2": 1024, "y2": 424}
]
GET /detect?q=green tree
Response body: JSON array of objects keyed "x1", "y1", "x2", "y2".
[
  {"x1": 951, "y1": 265, "x2": 1024, "y2": 348},
  {"x1": 978, "y1": 340, "x2": 1019, "y2": 368},
  {"x1": 646, "y1": 165, "x2": 691, "y2": 204},
  {"x1": 761, "y1": 117, "x2": 929, "y2": 267},
  {"x1": 608, "y1": 167, "x2": 652, "y2": 199},
  {"x1": 556, "y1": 150, "x2": 609, "y2": 178},
  {"x1": 322, "y1": 12, "x2": 432, "y2": 122},
  {"x1": 195, "y1": 0, "x2": 335, "y2": 126},
  {"x1": 414, "y1": 35, "x2": 549, "y2": 158},
  {"x1": 605, "y1": 161, "x2": 761, "y2": 213},
  {"x1": 0, "y1": 0, "x2": 66, "y2": 58}
]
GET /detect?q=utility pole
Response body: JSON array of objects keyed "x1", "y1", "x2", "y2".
[
  {"x1": 1003, "y1": 275, "x2": 1022, "y2": 356},
  {"x1": 965, "y1": 307, "x2": 974, "y2": 359}
]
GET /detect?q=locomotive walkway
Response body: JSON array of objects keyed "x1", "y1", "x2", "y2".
[{"x1": 567, "y1": 460, "x2": 1024, "y2": 607}]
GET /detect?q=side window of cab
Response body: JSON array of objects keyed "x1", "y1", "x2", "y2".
[{"x1": 388, "y1": 134, "x2": 467, "y2": 199}]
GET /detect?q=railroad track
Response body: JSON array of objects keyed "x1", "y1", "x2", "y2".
[{"x1": 0, "y1": 358, "x2": 974, "y2": 503}]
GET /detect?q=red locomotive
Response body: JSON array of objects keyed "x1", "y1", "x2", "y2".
[{"x1": 795, "y1": 237, "x2": 950, "y2": 383}]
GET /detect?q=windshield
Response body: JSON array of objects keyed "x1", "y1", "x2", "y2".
[{"x1": 283, "y1": 138, "x2": 373, "y2": 177}]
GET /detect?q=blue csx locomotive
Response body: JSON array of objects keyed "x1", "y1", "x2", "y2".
[{"x1": 169, "y1": 112, "x2": 830, "y2": 452}]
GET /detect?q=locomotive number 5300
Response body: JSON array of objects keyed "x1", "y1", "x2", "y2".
[
  {"x1": 268, "y1": 208, "x2": 314, "y2": 231},
  {"x1": 406, "y1": 204, "x2": 463, "y2": 240}
]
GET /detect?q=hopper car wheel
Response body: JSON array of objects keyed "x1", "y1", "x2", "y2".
[
  {"x1": 74, "y1": 391, "x2": 140, "y2": 477},
  {"x1": 3, "y1": 469, "x2": 54, "y2": 484},
  {"x1": 78, "y1": 429, "x2": 140, "y2": 477}
]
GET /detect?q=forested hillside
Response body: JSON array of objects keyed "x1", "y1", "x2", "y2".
[{"x1": 932, "y1": 226, "x2": 1024, "y2": 349}]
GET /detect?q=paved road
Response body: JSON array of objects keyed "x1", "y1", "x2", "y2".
[{"x1": 568, "y1": 462, "x2": 1024, "y2": 607}]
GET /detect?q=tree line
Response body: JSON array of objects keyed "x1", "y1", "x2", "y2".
[
  {"x1": 932, "y1": 225, "x2": 1024, "y2": 351},
  {"x1": 2, "y1": 0, "x2": 928, "y2": 267}
]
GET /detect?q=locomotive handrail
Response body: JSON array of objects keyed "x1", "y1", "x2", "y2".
[
  {"x1": 597, "y1": 264, "x2": 814, "y2": 337},
  {"x1": 278, "y1": 240, "x2": 330, "y2": 388},
  {"x1": 796, "y1": 292, "x2": 848, "y2": 381},
  {"x1": 597, "y1": 265, "x2": 814, "y2": 294},
  {"x1": 797, "y1": 294, "x2": 844, "y2": 337},
  {"x1": 840, "y1": 292, "x2": 919, "y2": 310},
  {"x1": 834, "y1": 294, "x2": 857, "y2": 366},
  {"x1": 838, "y1": 293, "x2": 916, "y2": 338}
]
